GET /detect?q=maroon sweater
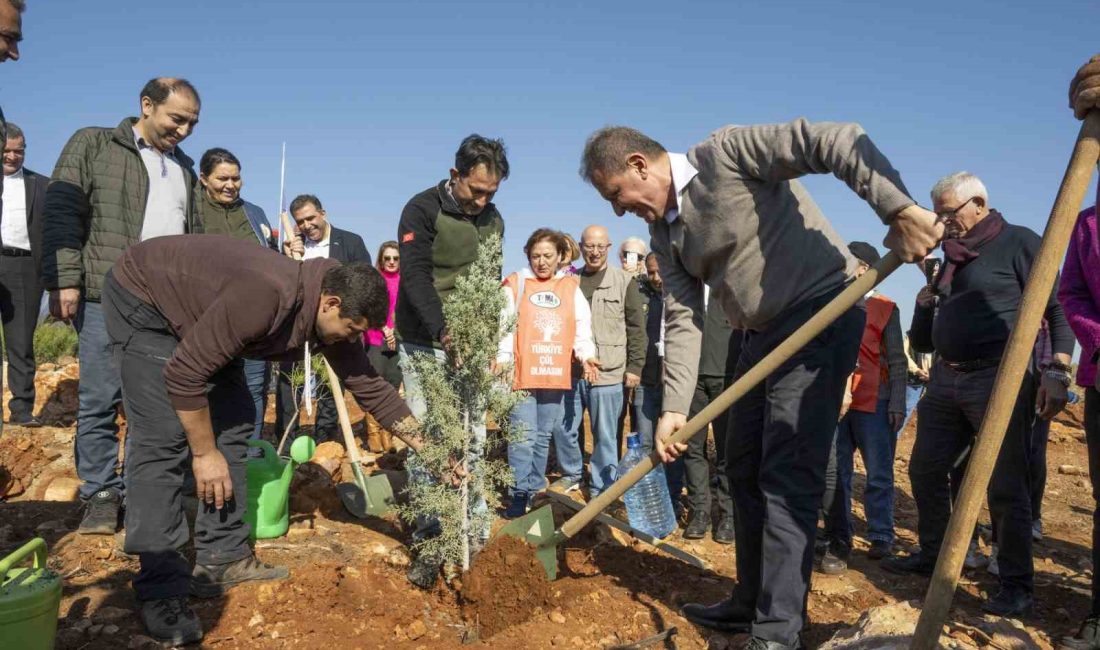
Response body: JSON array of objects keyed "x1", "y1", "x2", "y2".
[{"x1": 111, "y1": 235, "x2": 412, "y2": 429}]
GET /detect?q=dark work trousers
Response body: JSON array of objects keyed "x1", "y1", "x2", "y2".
[
  {"x1": 684, "y1": 375, "x2": 734, "y2": 519},
  {"x1": 1084, "y1": 387, "x2": 1100, "y2": 615},
  {"x1": 910, "y1": 360, "x2": 1037, "y2": 594},
  {"x1": 726, "y1": 289, "x2": 864, "y2": 646},
  {"x1": 102, "y1": 275, "x2": 254, "y2": 601},
  {"x1": 367, "y1": 343, "x2": 403, "y2": 390},
  {"x1": 1029, "y1": 417, "x2": 1050, "y2": 521},
  {"x1": 274, "y1": 362, "x2": 338, "y2": 443},
  {"x1": 0, "y1": 252, "x2": 42, "y2": 419}
]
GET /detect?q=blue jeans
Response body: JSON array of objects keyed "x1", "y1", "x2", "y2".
[
  {"x1": 562, "y1": 379, "x2": 624, "y2": 495},
  {"x1": 75, "y1": 300, "x2": 125, "y2": 500},
  {"x1": 508, "y1": 389, "x2": 566, "y2": 494},
  {"x1": 903, "y1": 383, "x2": 924, "y2": 430},
  {"x1": 632, "y1": 383, "x2": 660, "y2": 453},
  {"x1": 243, "y1": 358, "x2": 270, "y2": 439},
  {"x1": 398, "y1": 341, "x2": 489, "y2": 545},
  {"x1": 826, "y1": 397, "x2": 897, "y2": 548}
]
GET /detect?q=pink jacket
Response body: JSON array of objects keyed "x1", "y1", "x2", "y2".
[
  {"x1": 366, "y1": 270, "x2": 400, "y2": 348},
  {"x1": 1058, "y1": 204, "x2": 1100, "y2": 387}
]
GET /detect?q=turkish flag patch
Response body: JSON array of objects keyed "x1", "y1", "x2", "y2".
[{"x1": 402, "y1": 232, "x2": 415, "y2": 243}]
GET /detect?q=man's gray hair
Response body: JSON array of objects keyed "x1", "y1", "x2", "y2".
[
  {"x1": 5, "y1": 121, "x2": 23, "y2": 142},
  {"x1": 580, "y1": 126, "x2": 666, "y2": 183},
  {"x1": 619, "y1": 237, "x2": 648, "y2": 256},
  {"x1": 930, "y1": 171, "x2": 988, "y2": 204}
]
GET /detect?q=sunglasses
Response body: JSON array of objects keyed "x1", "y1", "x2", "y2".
[{"x1": 383, "y1": 255, "x2": 400, "y2": 262}]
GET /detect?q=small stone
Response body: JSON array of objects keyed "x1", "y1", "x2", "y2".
[
  {"x1": 95, "y1": 546, "x2": 113, "y2": 560},
  {"x1": 394, "y1": 624, "x2": 407, "y2": 640},
  {"x1": 103, "y1": 624, "x2": 120, "y2": 635},
  {"x1": 271, "y1": 630, "x2": 280, "y2": 640},
  {"x1": 249, "y1": 613, "x2": 265, "y2": 627},
  {"x1": 386, "y1": 547, "x2": 411, "y2": 568},
  {"x1": 407, "y1": 619, "x2": 428, "y2": 640},
  {"x1": 551, "y1": 635, "x2": 566, "y2": 646},
  {"x1": 257, "y1": 583, "x2": 278, "y2": 604},
  {"x1": 549, "y1": 610, "x2": 566, "y2": 624},
  {"x1": 94, "y1": 606, "x2": 132, "y2": 622},
  {"x1": 56, "y1": 628, "x2": 85, "y2": 646},
  {"x1": 571, "y1": 636, "x2": 585, "y2": 647},
  {"x1": 128, "y1": 635, "x2": 161, "y2": 649},
  {"x1": 15, "y1": 436, "x2": 32, "y2": 451},
  {"x1": 72, "y1": 618, "x2": 93, "y2": 632},
  {"x1": 88, "y1": 623, "x2": 104, "y2": 637},
  {"x1": 1059, "y1": 464, "x2": 1088, "y2": 476}
]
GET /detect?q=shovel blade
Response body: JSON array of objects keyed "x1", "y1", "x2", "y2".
[
  {"x1": 337, "y1": 471, "x2": 395, "y2": 520},
  {"x1": 495, "y1": 505, "x2": 559, "y2": 580}
]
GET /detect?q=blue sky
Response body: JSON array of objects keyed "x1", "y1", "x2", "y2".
[{"x1": 5, "y1": 0, "x2": 1097, "y2": 331}]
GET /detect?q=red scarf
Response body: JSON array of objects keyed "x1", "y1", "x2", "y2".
[{"x1": 935, "y1": 209, "x2": 1006, "y2": 293}]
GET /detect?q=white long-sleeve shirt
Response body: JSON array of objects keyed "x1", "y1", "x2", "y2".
[{"x1": 497, "y1": 268, "x2": 597, "y2": 365}]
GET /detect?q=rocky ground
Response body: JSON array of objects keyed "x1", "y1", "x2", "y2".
[{"x1": 0, "y1": 360, "x2": 1093, "y2": 649}]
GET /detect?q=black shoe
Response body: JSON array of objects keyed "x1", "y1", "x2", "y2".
[
  {"x1": 713, "y1": 516, "x2": 735, "y2": 545},
  {"x1": 503, "y1": 491, "x2": 529, "y2": 519},
  {"x1": 78, "y1": 488, "x2": 122, "y2": 535},
  {"x1": 867, "y1": 540, "x2": 892, "y2": 560},
  {"x1": 745, "y1": 635, "x2": 802, "y2": 650},
  {"x1": 407, "y1": 553, "x2": 442, "y2": 590},
  {"x1": 8, "y1": 413, "x2": 42, "y2": 428},
  {"x1": 1062, "y1": 615, "x2": 1100, "y2": 650},
  {"x1": 681, "y1": 596, "x2": 753, "y2": 632},
  {"x1": 140, "y1": 596, "x2": 203, "y2": 645},
  {"x1": 683, "y1": 510, "x2": 711, "y2": 540},
  {"x1": 881, "y1": 552, "x2": 935, "y2": 576},
  {"x1": 819, "y1": 547, "x2": 849, "y2": 575},
  {"x1": 981, "y1": 587, "x2": 1033, "y2": 617},
  {"x1": 190, "y1": 555, "x2": 289, "y2": 598}
]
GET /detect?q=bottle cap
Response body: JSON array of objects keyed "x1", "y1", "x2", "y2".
[{"x1": 625, "y1": 432, "x2": 641, "y2": 449}]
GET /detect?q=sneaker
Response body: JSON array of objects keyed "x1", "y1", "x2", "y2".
[
  {"x1": 78, "y1": 488, "x2": 122, "y2": 535},
  {"x1": 683, "y1": 510, "x2": 711, "y2": 540},
  {"x1": 190, "y1": 554, "x2": 289, "y2": 598},
  {"x1": 819, "y1": 546, "x2": 849, "y2": 575},
  {"x1": 964, "y1": 540, "x2": 989, "y2": 570},
  {"x1": 987, "y1": 545, "x2": 999, "y2": 576},
  {"x1": 882, "y1": 552, "x2": 935, "y2": 576},
  {"x1": 549, "y1": 477, "x2": 581, "y2": 494},
  {"x1": 1032, "y1": 519, "x2": 1043, "y2": 542},
  {"x1": 867, "y1": 540, "x2": 892, "y2": 560},
  {"x1": 407, "y1": 553, "x2": 442, "y2": 590},
  {"x1": 503, "y1": 491, "x2": 529, "y2": 519},
  {"x1": 8, "y1": 413, "x2": 42, "y2": 428},
  {"x1": 981, "y1": 587, "x2": 1033, "y2": 617},
  {"x1": 140, "y1": 596, "x2": 203, "y2": 645},
  {"x1": 1062, "y1": 615, "x2": 1100, "y2": 650}
]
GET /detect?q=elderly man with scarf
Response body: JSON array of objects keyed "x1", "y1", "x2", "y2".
[{"x1": 884, "y1": 171, "x2": 1074, "y2": 618}]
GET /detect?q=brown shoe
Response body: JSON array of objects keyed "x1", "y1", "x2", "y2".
[{"x1": 366, "y1": 416, "x2": 385, "y2": 453}]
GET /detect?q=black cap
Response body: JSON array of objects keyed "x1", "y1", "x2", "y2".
[{"x1": 848, "y1": 241, "x2": 881, "y2": 266}]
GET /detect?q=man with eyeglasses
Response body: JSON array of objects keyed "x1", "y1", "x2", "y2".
[
  {"x1": 884, "y1": 172, "x2": 1074, "y2": 619},
  {"x1": 556, "y1": 225, "x2": 646, "y2": 499}
]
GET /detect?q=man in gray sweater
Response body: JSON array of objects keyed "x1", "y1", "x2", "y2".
[{"x1": 580, "y1": 119, "x2": 941, "y2": 650}]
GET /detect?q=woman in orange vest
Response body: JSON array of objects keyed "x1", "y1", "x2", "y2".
[{"x1": 498, "y1": 228, "x2": 600, "y2": 518}]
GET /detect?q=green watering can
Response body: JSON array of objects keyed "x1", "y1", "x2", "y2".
[
  {"x1": 0, "y1": 538, "x2": 62, "y2": 650},
  {"x1": 244, "y1": 437, "x2": 316, "y2": 540}
]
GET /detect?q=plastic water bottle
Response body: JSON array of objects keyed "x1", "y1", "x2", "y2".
[
  {"x1": 618, "y1": 433, "x2": 677, "y2": 539},
  {"x1": 1068, "y1": 391, "x2": 1080, "y2": 405}
]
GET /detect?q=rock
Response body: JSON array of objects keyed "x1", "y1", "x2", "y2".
[
  {"x1": 407, "y1": 619, "x2": 428, "y2": 640},
  {"x1": 1059, "y1": 465, "x2": 1088, "y2": 476},
  {"x1": 249, "y1": 613, "x2": 265, "y2": 627},
  {"x1": 819, "y1": 601, "x2": 953, "y2": 649},
  {"x1": 72, "y1": 618, "x2": 93, "y2": 632},
  {"x1": 311, "y1": 441, "x2": 347, "y2": 478},
  {"x1": 94, "y1": 606, "x2": 132, "y2": 622},
  {"x1": 95, "y1": 546, "x2": 113, "y2": 560},
  {"x1": 551, "y1": 635, "x2": 567, "y2": 646},
  {"x1": 257, "y1": 583, "x2": 278, "y2": 604},
  {"x1": 128, "y1": 635, "x2": 161, "y2": 649},
  {"x1": 549, "y1": 609, "x2": 567, "y2": 624},
  {"x1": 976, "y1": 616, "x2": 1051, "y2": 650},
  {"x1": 56, "y1": 628, "x2": 85, "y2": 647},
  {"x1": 88, "y1": 623, "x2": 104, "y2": 637},
  {"x1": 43, "y1": 477, "x2": 83, "y2": 502},
  {"x1": 103, "y1": 624, "x2": 120, "y2": 635},
  {"x1": 386, "y1": 547, "x2": 411, "y2": 568},
  {"x1": 15, "y1": 435, "x2": 32, "y2": 451}
]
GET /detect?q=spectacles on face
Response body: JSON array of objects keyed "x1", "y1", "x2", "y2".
[
  {"x1": 3, "y1": 148, "x2": 24, "y2": 156},
  {"x1": 582, "y1": 244, "x2": 610, "y2": 252},
  {"x1": 383, "y1": 255, "x2": 399, "y2": 262},
  {"x1": 935, "y1": 197, "x2": 977, "y2": 222}
]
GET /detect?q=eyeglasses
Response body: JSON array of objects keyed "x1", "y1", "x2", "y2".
[
  {"x1": 581, "y1": 244, "x2": 610, "y2": 252},
  {"x1": 383, "y1": 255, "x2": 399, "y2": 262},
  {"x1": 935, "y1": 197, "x2": 977, "y2": 221}
]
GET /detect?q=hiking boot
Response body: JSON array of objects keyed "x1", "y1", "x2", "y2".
[
  {"x1": 140, "y1": 596, "x2": 203, "y2": 645},
  {"x1": 1032, "y1": 519, "x2": 1044, "y2": 542},
  {"x1": 407, "y1": 553, "x2": 442, "y2": 590},
  {"x1": 78, "y1": 488, "x2": 122, "y2": 535},
  {"x1": 504, "y1": 491, "x2": 529, "y2": 519},
  {"x1": 867, "y1": 540, "x2": 892, "y2": 560},
  {"x1": 713, "y1": 516, "x2": 735, "y2": 545},
  {"x1": 683, "y1": 510, "x2": 711, "y2": 540},
  {"x1": 190, "y1": 555, "x2": 288, "y2": 598},
  {"x1": 882, "y1": 552, "x2": 935, "y2": 576},
  {"x1": 8, "y1": 413, "x2": 42, "y2": 428},
  {"x1": 819, "y1": 546, "x2": 849, "y2": 575},
  {"x1": 549, "y1": 476, "x2": 581, "y2": 494},
  {"x1": 1062, "y1": 615, "x2": 1100, "y2": 650},
  {"x1": 681, "y1": 596, "x2": 753, "y2": 632},
  {"x1": 987, "y1": 544, "x2": 1000, "y2": 576},
  {"x1": 981, "y1": 587, "x2": 1033, "y2": 617},
  {"x1": 745, "y1": 635, "x2": 802, "y2": 650},
  {"x1": 964, "y1": 539, "x2": 989, "y2": 570}
]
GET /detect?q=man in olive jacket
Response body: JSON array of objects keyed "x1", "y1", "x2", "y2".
[{"x1": 41, "y1": 77, "x2": 202, "y2": 535}]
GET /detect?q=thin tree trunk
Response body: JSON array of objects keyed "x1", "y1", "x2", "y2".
[{"x1": 461, "y1": 408, "x2": 471, "y2": 572}]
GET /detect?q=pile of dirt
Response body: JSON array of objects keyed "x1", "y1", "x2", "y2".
[{"x1": 461, "y1": 535, "x2": 552, "y2": 638}]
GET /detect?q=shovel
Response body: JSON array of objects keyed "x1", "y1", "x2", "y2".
[
  {"x1": 498, "y1": 251, "x2": 903, "y2": 579},
  {"x1": 323, "y1": 359, "x2": 397, "y2": 519}
]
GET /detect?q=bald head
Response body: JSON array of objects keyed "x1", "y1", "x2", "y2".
[{"x1": 580, "y1": 225, "x2": 611, "y2": 272}]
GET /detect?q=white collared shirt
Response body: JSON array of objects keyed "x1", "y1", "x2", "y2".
[
  {"x1": 1, "y1": 167, "x2": 29, "y2": 250},
  {"x1": 133, "y1": 127, "x2": 188, "y2": 241},
  {"x1": 664, "y1": 152, "x2": 699, "y2": 223},
  {"x1": 303, "y1": 224, "x2": 332, "y2": 260}
]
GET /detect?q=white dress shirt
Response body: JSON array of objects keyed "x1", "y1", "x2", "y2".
[
  {"x1": 1, "y1": 168, "x2": 29, "y2": 250},
  {"x1": 303, "y1": 225, "x2": 332, "y2": 260},
  {"x1": 663, "y1": 152, "x2": 699, "y2": 223}
]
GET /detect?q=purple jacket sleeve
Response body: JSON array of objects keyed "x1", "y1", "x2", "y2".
[{"x1": 1058, "y1": 208, "x2": 1100, "y2": 380}]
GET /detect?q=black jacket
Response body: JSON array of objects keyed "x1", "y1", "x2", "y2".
[
  {"x1": 328, "y1": 225, "x2": 371, "y2": 264},
  {"x1": 20, "y1": 168, "x2": 49, "y2": 276}
]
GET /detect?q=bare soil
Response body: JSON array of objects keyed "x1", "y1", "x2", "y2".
[{"x1": 0, "y1": 362, "x2": 1095, "y2": 649}]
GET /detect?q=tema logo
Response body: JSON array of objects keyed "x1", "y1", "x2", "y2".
[{"x1": 529, "y1": 291, "x2": 561, "y2": 309}]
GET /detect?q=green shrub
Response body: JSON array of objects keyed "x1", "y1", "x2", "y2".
[{"x1": 33, "y1": 320, "x2": 79, "y2": 364}]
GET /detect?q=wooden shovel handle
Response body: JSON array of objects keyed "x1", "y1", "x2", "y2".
[
  {"x1": 911, "y1": 111, "x2": 1100, "y2": 649},
  {"x1": 280, "y1": 212, "x2": 302, "y2": 261},
  {"x1": 323, "y1": 359, "x2": 362, "y2": 465},
  {"x1": 557, "y1": 251, "x2": 903, "y2": 540}
]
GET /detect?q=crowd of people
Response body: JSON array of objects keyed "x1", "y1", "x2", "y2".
[{"x1": 2, "y1": 3, "x2": 1100, "y2": 646}]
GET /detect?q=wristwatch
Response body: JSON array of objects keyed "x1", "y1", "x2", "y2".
[{"x1": 1043, "y1": 367, "x2": 1072, "y2": 388}]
